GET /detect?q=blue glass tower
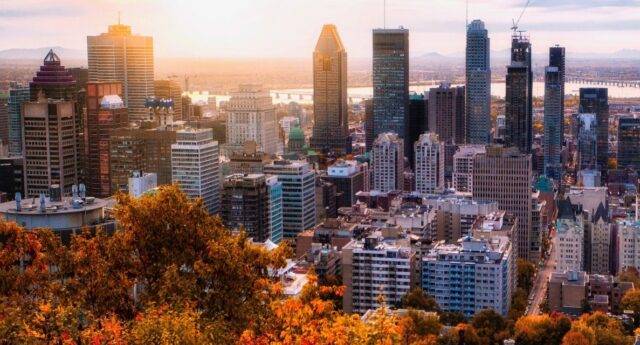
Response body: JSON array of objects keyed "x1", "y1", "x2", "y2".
[
  {"x1": 8, "y1": 87, "x2": 30, "y2": 156},
  {"x1": 465, "y1": 19, "x2": 491, "y2": 144}
]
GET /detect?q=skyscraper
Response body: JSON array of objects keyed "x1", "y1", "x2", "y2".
[
  {"x1": 8, "y1": 88, "x2": 30, "y2": 156},
  {"x1": 549, "y1": 46, "x2": 566, "y2": 136},
  {"x1": 414, "y1": 132, "x2": 444, "y2": 194},
  {"x1": 407, "y1": 93, "x2": 428, "y2": 168},
  {"x1": 372, "y1": 132, "x2": 404, "y2": 193},
  {"x1": 473, "y1": 146, "x2": 533, "y2": 260},
  {"x1": 543, "y1": 66, "x2": 563, "y2": 181},
  {"x1": 226, "y1": 85, "x2": 278, "y2": 155},
  {"x1": 465, "y1": 19, "x2": 491, "y2": 144},
  {"x1": 364, "y1": 99, "x2": 374, "y2": 152},
  {"x1": 577, "y1": 113, "x2": 598, "y2": 171},
  {"x1": 85, "y1": 82, "x2": 128, "y2": 197},
  {"x1": 29, "y1": 50, "x2": 77, "y2": 101},
  {"x1": 0, "y1": 94, "x2": 8, "y2": 148},
  {"x1": 505, "y1": 34, "x2": 533, "y2": 154},
  {"x1": 21, "y1": 100, "x2": 78, "y2": 197},
  {"x1": 428, "y1": 84, "x2": 465, "y2": 145},
  {"x1": 87, "y1": 22, "x2": 154, "y2": 122},
  {"x1": 579, "y1": 88, "x2": 609, "y2": 174},
  {"x1": 372, "y1": 28, "x2": 410, "y2": 158},
  {"x1": 221, "y1": 174, "x2": 274, "y2": 243},
  {"x1": 310, "y1": 25, "x2": 351, "y2": 155},
  {"x1": 171, "y1": 128, "x2": 220, "y2": 214},
  {"x1": 617, "y1": 116, "x2": 640, "y2": 170}
]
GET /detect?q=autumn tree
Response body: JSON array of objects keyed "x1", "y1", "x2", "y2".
[
  {"x1": 471, "y1": 309, "x2": 508, "y2": 345},
  {"x1": 572, "y1": 312, "x2": 633, "y2": 345},
  {"x1": 514, "y1": 313, "x2": 571, "y2": 345},
  {"x1": 401, "y1": 288, "x2": 442, "y2": 313},
  {"x1": 517, "y1": 258, "x2": 536, "y2": 293},
  {"x1": 621, "y1": 288, "x2": 640, "y2": 327}
]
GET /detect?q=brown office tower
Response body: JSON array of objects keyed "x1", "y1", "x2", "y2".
[
  {"x1": 428, "y1": 83, "x2": 466, "y2": 145},
  {"x1": 472, "y1": 145, "x2": 534, "y2": 261},
  {"x1": 109, "y1": 124, "x2": 176, "y2": 193},
  {"x1": 221, "y1": 174, "x2": 272, "y2": 243},
  {"x1": 85, "y1": 82, "x2": 128, "y2": 197},
  {"x1": 29, "y1": 50, "x2": 77, "y2": 101},
  {"x1": 309, "y1": 25, "x2": 351, "y2": 155},
  {"x1": 21, "y1": 100, "x2": 78, "y2": 197},
  {"x1": 87, "y1": 22, "x2": 154, "y2": 122},
  {"x1": 154, "y1": 80, "x2": 183, "y2": 121}
]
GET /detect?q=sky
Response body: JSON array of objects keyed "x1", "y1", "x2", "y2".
[{"x1": 1, "y1": 0, "x2": 639, "y2": 59}]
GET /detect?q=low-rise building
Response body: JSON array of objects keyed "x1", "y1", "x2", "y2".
[{"x1": 555, "y1": 218, "x2": 584, "y2": 272}]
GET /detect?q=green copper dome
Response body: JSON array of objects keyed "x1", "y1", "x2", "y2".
[{"x1": 289, "y1": 126, "x2": 305, "y2": 141}]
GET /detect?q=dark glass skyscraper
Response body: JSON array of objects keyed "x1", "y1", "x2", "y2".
[
  {"x1": 617, "y1": 116, "x2": 640, "y2": 170},
  {"x1": 549, "y1": 46, "x2": 565, "y2": 136},
  {"x1": 543, "y1": 66, "x2": 562, "y2": 181},
  {"x1": 372, "y1": 28, "x2": 409, "y2": 158},
  {"x1": 505, "y1": 34, "x2": 533, "y2": 154},
  {"x1": 407, "y1": 93, "x2": 428, "y2": 168},
  {"x1": 465, "y1": 19, "x2": 491, "y2": 144},
  {"x1": 310, "y1": 24, "x2": 351, "y2": 155},
  {"x1": 579, "y1": 88, "x2": 609, "y2": 173}
]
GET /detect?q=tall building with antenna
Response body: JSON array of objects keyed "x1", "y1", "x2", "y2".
[
  {"x1": 505, "y1": 32, "x2": 533, "y2": 154},
  {"x1": 372, "y1": 28, "x2": 409, "y2": 158},
  {"x1": 465, "y1": 19, "x2": 491, "y2": 144},
  {"x1": 309, "y1": 24, "x2": 351, "y2": 155},
  {"x1": 87, "y1": 19, "x2": 154, "y2": 122}
]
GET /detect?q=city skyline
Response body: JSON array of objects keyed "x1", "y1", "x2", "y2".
[{"x1": 2, "y1": 0, "x2": 640, "y2": 59}]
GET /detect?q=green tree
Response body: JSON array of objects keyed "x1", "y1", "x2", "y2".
[
  {"x1": 471, "y1": 309, "x2": 507, "y2": 345},
  {"x1": 401, "y1": 288, "x2": 442, "y2": 313}
]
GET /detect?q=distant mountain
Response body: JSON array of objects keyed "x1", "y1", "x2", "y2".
[{"x1": 0, "y1": 47, "x2": 85, "y2": 61}]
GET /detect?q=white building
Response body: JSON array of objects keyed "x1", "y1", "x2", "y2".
[
  {"x1": 617, "y1": 219, "x2": 640, "y2": 273},
  {"x1": 226, "y1": 84, "x2": 278, "y2": 155},
  {"x1": 555, "y1": 218, "x2": 584, "y2": 272},
  {"x1": 422, "y1": 235, "x2": 514, "y2": 317},
  {"x1": 128, "y1": 171, "x2": 157, "y2": 198},
  {"x1": 171, "y1": 128, "x2": 221, "y2": 214},
  {"x1": 264, "y1": 160, "x2": 316, "y2": 240},
  {"x1": 453, "y1": 145, "x2": 486, "y2": 193},
  {"x1": 372, "y1": 132, "x2": 404, "y2": 193},
  {"x1": 342, "y1": 229, "x2": 415, "y2": 314},
  {"x1": 414, "y1": 132, "x2": 444, "y2": 194}
]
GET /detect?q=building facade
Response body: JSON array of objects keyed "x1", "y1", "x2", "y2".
[
  {"x1": 414, "y1": 132, "x2": 444, "y2": 194},
  {"x1": 171, "y1": 128, "x2": 220, "y2": 214},
  {"x1": 505, "y1": 34, "x2": 533, "y2": 154},
  {"x1": 372, "y1": 132, "x2": 404, "y2": 193},
  {"x1": 226, "y1": 84, "x2": 278, "y2": 155},
  {"x1": 8, "y1": 87, "x2": 30, "y2": 156},
  {"x1": 221, "y1": 174, "x2": 273, "y2": 243},
  {"x1": 555, "y1": 218, "x2": 584, "y2": 272},
  {"x1": 617, "y1": 116, "x2": 640, "y2": 171},
  {"x1": 452, "y1": 145, "x2": 486, "y2": 193},
  {"x1": 579, "y1": 88, "x2": 609, "y2": 176},
  {"x1": 543, "y1": 66, "x2": 563, "y2": 181},
  {"x1": 323, "y1": 160, "x2": 365, "y2": 209}
]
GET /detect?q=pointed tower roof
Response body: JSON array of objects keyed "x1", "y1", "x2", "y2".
[
  {"x1": 592, "y1": 202, "x2": 609, "y2": 223},
  {"x1": 44, "y1": 49, "x2": 61, "y2": 66},
  {"x1": 314, "y1": 24, "x2": 345, "y2": 54}
]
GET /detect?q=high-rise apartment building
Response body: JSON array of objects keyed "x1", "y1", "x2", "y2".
[
  {"x1": 310, "y1": 25, "x2": 351, "y2": 155},
  {"x1": 472, "y1": 146, "x2": 533, "y2": 260},
  {"x1": 154, "y1": 80, "x2": 183, "y2": 121},
  {"x1": 226, "y1": 85, "x2": 278, "y2": 155},
  {"x1": 423, "y1": 235, "x2": 513, "y2": 317},
  {"x1": 171, "y1": 128, "x2": 220, "y2": 214},
  {"x1": 8, "y1": 88, "x2": 30, "y2": 156},
  {"x1": 414, "y1": 132, "x2": 444, "y2": 194},
  {"x1": 372, "y1": 28, "x2": 410, "y2": 158},
  {"x1": 465, "y1": 20, "x2": 491, "y2": 144},
  {"x1": 87, "y1": 22, "x2": 154, "y2": 122},
  {"x1": 221, "y1": 174, "x2": 275, "y2": 243},
  {"x1": 505, "y1": 34, "x2": 533, "y2": 154},
  {"x1": 555, "y1": 218, "x2": 584, "y2": 272},
  {"x1": 372, "y1": 132, "x2": 404, "y2": 193},
  {"x1": 342, "y1": 230, "x2": 416, "y2": 314},
  {"x1": 452, "y1": 145, "x2": 486, "y2": 193},
  {"x1": 543, "y1": 66, "x2": 563, "y2": 181},
  {"x1": 21, "y1": 100, "x2": 78, "y2": 197},
  {"x1": 85, "y1": 82, "x2": 128, "y2": 197},
  {"x1": 579, "y1": 88, "x2": 609, "y2": 175},
  {"x1": 263, "y1": 160, "x2": 316, "y2": 240},
  {"x1": 617, "y1": 220, "x2": 640, "y2": 273},
  {"x1": 617, "y1": 116, "x2": 640, "y2": 170}
]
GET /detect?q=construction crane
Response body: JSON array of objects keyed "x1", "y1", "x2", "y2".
[{"x1": 511, "y1": 0, "x2": 532, "y2": 34}]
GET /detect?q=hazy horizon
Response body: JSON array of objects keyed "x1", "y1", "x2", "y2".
[{"x1": 1, "y1": 0, "x2": 639, "y2": 60}]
